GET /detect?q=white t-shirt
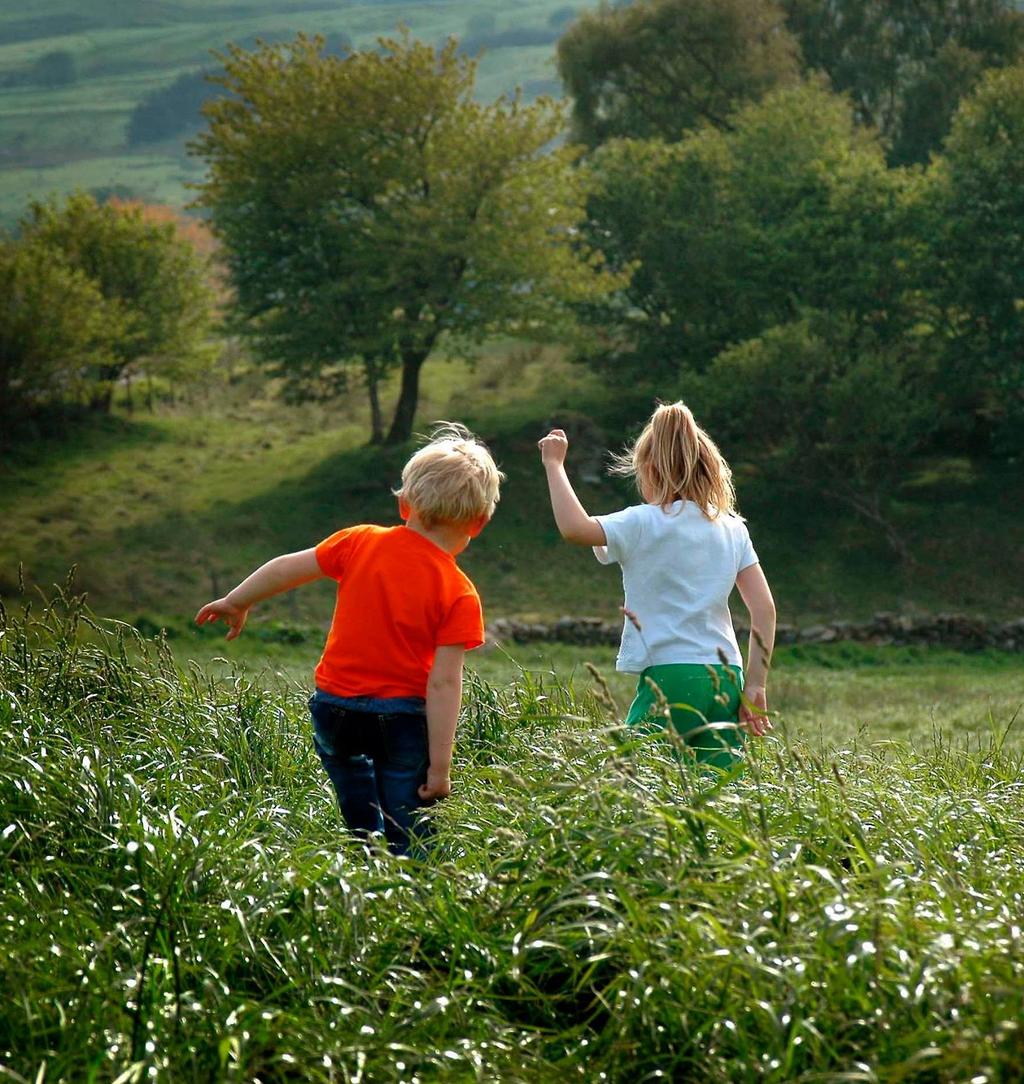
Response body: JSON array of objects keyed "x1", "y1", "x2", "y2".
[{"x1": 594, "y1": 501, "x2": 759, "y2": 673}]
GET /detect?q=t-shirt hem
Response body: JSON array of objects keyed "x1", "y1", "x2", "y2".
[
  {"x1": 615, "y1": 650, "x2": 744, "y2": 673},
  {"x1": 314, "y1": 674, "x2": 429, "y2": 700},
  {"x1": 437, "y1": 633, "x2": 485, "y2": 650}
]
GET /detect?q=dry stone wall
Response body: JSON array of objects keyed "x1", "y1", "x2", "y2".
[{"x1": 487, "y1": 614, "x2": 1024, "y2": 652}]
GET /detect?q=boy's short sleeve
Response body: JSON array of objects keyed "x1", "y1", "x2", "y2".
[
  {"x1": 316, "y1": 525, "x2": 369, "y2": 580},
  {"x1": 593, "y1": 505, "x2": 645, "y2": 566},
  {"x1": 736, "y1": 521, "x2": 759, "y2": 573},
  {"x1": 437, "y1": 591, "x2": 485, "y2": 650}
]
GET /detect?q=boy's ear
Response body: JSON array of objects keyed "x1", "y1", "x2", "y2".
[
  {"x1": 398, "y1": 497, "x2": 412, "y2": 521},
  {"x1": 466, "y1": 513, "x2": 490, "y2": 538}
]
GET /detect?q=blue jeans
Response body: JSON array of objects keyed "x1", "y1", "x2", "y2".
[{"x1": 309, "y1": 691, "x2": 430, "y2": 856}]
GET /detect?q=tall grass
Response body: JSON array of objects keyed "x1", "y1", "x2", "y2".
[{"x1": 1, "y1": 584, "x2": 1023, "y2": 1082}]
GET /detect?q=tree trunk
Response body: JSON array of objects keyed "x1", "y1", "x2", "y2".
[
  {"x1": 89, "y1": 363, "x2": 125, "y2": 413},
  {"x1": 365, "y1": 359, "x2": 384, "y2": 445},
  {"x1": 385, "y1": 344, "x2": 431, "y2": 444}
]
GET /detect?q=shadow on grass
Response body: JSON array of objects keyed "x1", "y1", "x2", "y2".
[
  {"x1": 42, "y1": 395, "x2": 1024, "y2": 624},
  {"x1": 0, "y1": 410, "x2": 171, "y2": 479}
]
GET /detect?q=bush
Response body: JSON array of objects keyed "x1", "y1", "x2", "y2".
[
  {"x1": 127, "y1": 69, "x2": 214, "y2": 146},
  {"x1": 702, "y1": 314, "x2": 940, "y2": 556},
  {"x1": 0, "y1": 239, "x2": 123, "y2": 425},
  {"x1": 29, "y1": 50, "x2": 78, "y2": 86},
  {"x1": 20, "y1": 193, "x2": 217, "y2": 411}
]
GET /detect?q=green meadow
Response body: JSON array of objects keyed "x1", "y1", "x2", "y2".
[
  {"x1": 3, "y1": 349, "x2": 1023, "y2": 1082},
  {"x1": 2, "y1": 583, "x2": 1023, "y2": 1082},
  {"x1": 3, "y1": 343, "x2": 1024, "y2": 626},
  {"x1": 4, "y1": 349, "x2": 1023, "y2": 1079}
]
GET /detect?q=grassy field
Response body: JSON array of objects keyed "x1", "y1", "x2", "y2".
[
  {"x1": 0, "y1": 0, "x2": 569, "y2": 226},
  {"x1": 3, "y1": 342, "x2": 1024, "y2": 630},
  {"x1": 2, "y1": 585, "x2": 1022, "y2": 1082}
]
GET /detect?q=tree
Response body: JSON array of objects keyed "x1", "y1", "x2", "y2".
[
  {"x1": 927, "y1": 63, "x2": 1024, "y2": 452},
  {"x1": 29, "y1": 50, "x2": 78, "y2": 87},
  {"x1": 556, "y1": 0, "x2": 801, "y2": 146},
  {"x1": 0, "y1": 239, "x2": 123, "y2": 425},
  {"x1": 781, "y1": 0, "x2": 1024, "y2": 164},
  {"x1": 701, "y1": 314, "x2": 940, "y2": 558},
  {"x1": 584, "y1": 82, "x2": 923, "y2": 376},
  {"x1": 22, "y1": 194, "x2": 217, "y2": 410},
  {"x1": 192, "y1": 33, "x2": 623, "y2": 444}
]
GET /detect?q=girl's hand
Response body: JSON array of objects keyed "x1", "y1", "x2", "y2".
[
  {"x1": 538, "y1": 429, "x2": 569, "y2": 467},
  {"x1": 739, "y1": 685, "x2": 772, "y2": 737},
  {"x1": 195, "y1": 597, "x2": 250, "y2": 640}
]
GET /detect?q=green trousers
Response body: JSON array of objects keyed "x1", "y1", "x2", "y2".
[{"x1": 625, "y1": 663, "x2": 746, "y2": 771}]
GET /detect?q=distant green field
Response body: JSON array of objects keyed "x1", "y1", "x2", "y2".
[{"x1": 0, "y1": 0, "x2": 569, "y2": 225}]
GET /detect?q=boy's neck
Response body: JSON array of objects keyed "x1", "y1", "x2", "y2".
[{"x1": 404, "y1": 514, "x2": 470, "y2": 556}]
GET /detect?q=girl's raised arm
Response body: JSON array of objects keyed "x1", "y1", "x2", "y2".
[{"x1": 538, "y1": 429, "x2": 607, "y2": 547}]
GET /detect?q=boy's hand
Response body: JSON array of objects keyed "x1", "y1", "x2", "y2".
[
  {"x1": 418, "y1": 768, "x2": 451, "y2": 802},
  {"x1": 195, "y1": 598, "x2": 250, "y2": 640},
  {"x1": 538, "y1": 429, "x2": 569, "y2": 467},
  {"x1": 739, "y1": 685, "x2": 771, "y2": 737}
]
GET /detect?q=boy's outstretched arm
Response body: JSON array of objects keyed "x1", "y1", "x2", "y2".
[
  {"x1": 735, "y1": 563, "x2": 777, "y2": 737},
  {"x1": 538, "y1": 429, "x2": 607, "y2": 546},
  {"x1": 195, "y1": 548, "x2": 324, "y2": 639},
  {"x1": 419, "y1": 645, "x2": 465, "y2": 801}
]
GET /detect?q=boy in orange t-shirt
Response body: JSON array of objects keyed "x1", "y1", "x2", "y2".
[{"x1": 195, "y1": 424, "x2": 503, "y2": 855}]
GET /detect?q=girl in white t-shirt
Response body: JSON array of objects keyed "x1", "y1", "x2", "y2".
[{"x1": 538, "y1": 401, "x2": 776, "y2": 769}]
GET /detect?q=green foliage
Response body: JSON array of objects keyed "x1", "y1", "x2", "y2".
[
  {"x1": 556, "y1": 0, "x2": 801, "y2": 146},
  {"x1": 579, "y1": 82, "x2": 948, "y2": 543},
  {"x1": 929, "y1": 62, "x2": 1024, "y2": 453},
  {"x1": 702, "y1": 315, "x2": 941, "y2": 557},
  {"x1": 1, "y1": 588, "x2": 1023, "y2": 1080},
  {"x1": 0, "y1": 238, "x2": 123, "y2": 424},
  {"x1": 20, "y1": 193, "x2": 217, "y2": 410},
  {"x1": 193, "y1": 32, "x2": 623, "y2": 443},
  {"x1": 586, "y1": 83, "x2": 919, "y2": 376},
  {"x1": 781, "y1": 0, "x2": 1024, "y2": 164}
]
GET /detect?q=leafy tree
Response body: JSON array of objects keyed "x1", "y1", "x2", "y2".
[
  {"x1": 0, "y1": 240, "x2": 122, "y2": 424},
  {"x1": 193, "y1": 33, "x2": 623, "y2": 444},
  {"x1": 22, "y1": 194, "x2": 217, "y2": 410},
  {"x1": 585, "y1": 83, "x2": 923, "y2": 376},
  {"x1": 701, "y1": 314, "x2": 940, "y2": 558},
  {"x1": 556, "y1": 0, "x2": 801, "y2": 146},
  {"x1": 781, "y1": 0, "x2": 1024, "y2": 163},
  {"x1": 928, "y1": 63, "x2": 1024, "y2": 452}
]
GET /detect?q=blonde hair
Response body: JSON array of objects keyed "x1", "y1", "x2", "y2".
[
  {"x1": 610, "y1": 401, "x2": 737, "y2": 519},
  {"x1": 394, "y1": 423, "x2": 504, "y2": 528}
]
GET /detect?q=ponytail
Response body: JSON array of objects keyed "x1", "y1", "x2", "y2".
[{"x1": 610, "y1": 401, "x2": 737, "y2": 519}]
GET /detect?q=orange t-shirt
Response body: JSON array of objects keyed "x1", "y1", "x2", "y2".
[{"x1": 314, "y1": 524, "x2": 485, "y2": 699}]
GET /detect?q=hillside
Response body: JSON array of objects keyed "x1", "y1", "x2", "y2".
[
  {"x1": 2, "y1": 343, "x2": 1023, "y2": 634},
  {"x1": 0, "y1": 0, "x2": 574, "y2": 224}
]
